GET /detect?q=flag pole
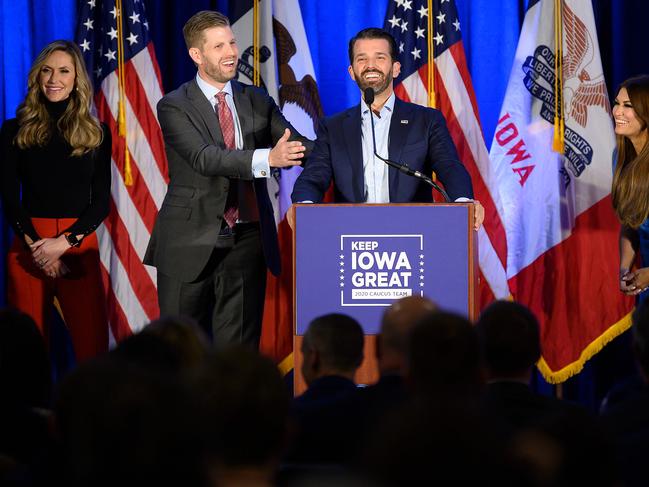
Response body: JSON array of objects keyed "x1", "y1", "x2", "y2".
[
  {"x1": 552, "y1": 0, "x2": 565, "y2": 153},
  {"x1": 253, "y1": 0, "x2": 260, "y2": 87},
  {"x1": 115, "y1": 0, "x2": 133, "y2": 185},
  {"x1": 427, "y1": 0, "x2": 436, "y2": 108}
]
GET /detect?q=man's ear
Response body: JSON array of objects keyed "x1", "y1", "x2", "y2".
[
  {"x1": 188, "y1": 47, "x2": 202, "y2": 66},
  {"x1": 392, "y1": 61, "x2": 401, "y2": 78},
  {"x1": 348, "y1": 65, "x2": 356, "y2": 82}
]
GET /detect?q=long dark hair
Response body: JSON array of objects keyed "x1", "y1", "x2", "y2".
[{"x1": 612, "y1": 75, "x2": 649, "y2": 228}]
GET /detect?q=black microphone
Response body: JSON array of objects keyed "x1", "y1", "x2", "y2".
[{"x1": 363, "y1": 87, "x2": 451, "y2": 202}]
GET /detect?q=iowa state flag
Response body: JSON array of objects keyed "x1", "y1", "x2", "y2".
[
  {"x1": 228, "y1": 0, "x2": 322, "y2": 373},
  {"x1": 488, "y1": 0, "x2": 633, "y2": 382}
]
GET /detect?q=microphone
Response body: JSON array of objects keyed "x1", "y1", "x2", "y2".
[{"x1": 363, "y1": 87, "x2": 451, "y2": 202}]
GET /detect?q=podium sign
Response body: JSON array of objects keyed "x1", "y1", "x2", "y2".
[{"x1": 294, "y1": 204, "x2": 477, "y2": 335}]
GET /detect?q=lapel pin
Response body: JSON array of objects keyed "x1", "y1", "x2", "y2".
[{"x1": 401, "y1": 120, "x2": 409, "y2": 124}]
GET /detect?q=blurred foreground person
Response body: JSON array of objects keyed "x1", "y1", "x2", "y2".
[
  {"x1": 193, "y1": 348, "x2": 289, "y2": 487},
  {"x1": 601, "y1": 299, "x2": 649, "y2": 487},
  {"x1": 285, "y1": 314, "x2": 364, "y2": 466}
]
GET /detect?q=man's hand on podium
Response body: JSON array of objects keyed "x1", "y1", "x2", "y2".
[
  {"x1": 473, "y1": 200, "x2": 485, "y2": 231},
  {"x1": 287, "y1": 204, "x2": 296, "y2": 231}
]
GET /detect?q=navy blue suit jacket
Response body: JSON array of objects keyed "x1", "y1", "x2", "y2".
[{"x1": 292, "y1": 97, "x2": 474, "y2": 203}]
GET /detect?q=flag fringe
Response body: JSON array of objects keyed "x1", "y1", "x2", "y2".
[
  {"x1": 278, "y1": 352, "x2": 294, "y2": 377},
  {"x1": 537, "y1": 310, "x2": 633, "y2": 384}
]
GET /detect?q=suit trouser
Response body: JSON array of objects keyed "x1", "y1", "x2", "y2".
[
  {"x1": 156, "y1": 223, "x2": 267, "y2": 348},
  {"x1": 7, "y1": 218, "x2": 109, "y2": 362}
]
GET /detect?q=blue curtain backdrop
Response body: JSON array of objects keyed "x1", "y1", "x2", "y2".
[{"x1": 1, "y1": 0, "x2": 648, "y2": 406}]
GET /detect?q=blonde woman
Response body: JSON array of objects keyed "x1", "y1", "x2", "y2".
[
  {"x1": 612, "y1": 75, "x2": 649, "y2": 299},
  {"x1": 0, "y1": 40, "x2": 111, "y2": 361}
]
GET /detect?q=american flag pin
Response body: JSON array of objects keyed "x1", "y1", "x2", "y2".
[{"x1": 401, "y1": 120, "x2": 409, "y2": 124}]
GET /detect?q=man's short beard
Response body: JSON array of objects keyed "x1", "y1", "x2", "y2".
[{"x1": 355, "y1": 69, "x2": 393, "y2": 97}]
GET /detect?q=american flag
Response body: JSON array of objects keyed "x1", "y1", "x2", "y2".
[
  {"x1": 75, "y1": 0, "x2": 168, "y2": 341},
  {"x1": 383, "y1": 0, "x2": 511, "y2": 306}
]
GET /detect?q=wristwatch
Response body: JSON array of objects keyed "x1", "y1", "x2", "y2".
[{"x1": 65, "y1": 233, "x2": 81, "y2": 247}]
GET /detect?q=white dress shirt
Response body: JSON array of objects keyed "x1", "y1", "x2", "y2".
[{"x1": 195, "y1": 74, "x2": 270, "y2": 178}]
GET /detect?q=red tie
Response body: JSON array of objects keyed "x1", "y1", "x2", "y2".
[{"x1": 216, "y1": 91, "x2": 238, "y2": 229}]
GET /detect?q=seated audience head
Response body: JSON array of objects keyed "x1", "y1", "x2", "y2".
[
  {"x1": 407, "y1": 311, "x2": 482, "y2": 399},
  {"x1": 632, "y1": 298, "x2": 649, "y2": 381},
  {"x1": 54, "y1": 357, "x2": 202, "y2": 487},
  {"x1": 193, "y1": 347, "x2": 289, "y2": 486},
  {"x1": 111, "y1": 316, "x2": 208, "y2": 374},
  {"x1": 301, "y1": 313, "x2": 364, "y2": 385},
  {"x1": 475, "y1": 300, "x2": 541, "y2": 381},
  {"x1": 143, "y1": 315, "x2": 208, "y2": 368},
  {"x1": 0, "y1": 308, "x2": 51, "y2": 408},
  {"x1": 378, "y1": 296, "x2": 437, "y2": 374}
]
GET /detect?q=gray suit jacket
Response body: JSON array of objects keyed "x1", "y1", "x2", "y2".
[{"x1": 144, "y1": 78, "x2": 309, "y2": 282}]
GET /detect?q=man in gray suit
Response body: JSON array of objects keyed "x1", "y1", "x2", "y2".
[{"x1": 144, "y1": 10, "x2": 310, "y2": 348}]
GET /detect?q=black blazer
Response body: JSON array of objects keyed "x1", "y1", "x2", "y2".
[{"x1": 144, "y1": 79, "x2": 310, "y2": 282}]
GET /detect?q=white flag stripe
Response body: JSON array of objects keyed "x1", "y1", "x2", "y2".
[
  {"x1": 108, "y1": 161, "x2": 157, "y2": 283},
  {"x1": 477, "y1": 227, "x2": 510, "y2": 298},
  {"x1": 97, "y1": 225, "x2": 149, "y2": 333},
  {"x1": 131, "y1": 48, "x2": 164, "y2": 122},
  {"x1": 400, "y1": 70, "x2": 428, "y2": 106}
]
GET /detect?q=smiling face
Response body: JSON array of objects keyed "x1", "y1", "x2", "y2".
[
  {"x1": 190, "y1": 26, "x2": 239, "y2": 89},
  {"x1": 348, "y1": 37, "x2": 400, "y2": 98},
  {"x1": 613, "y1": 87, "x2": 649, "y2": 152},
  {"x1": 39, "y1": 50, "x2": 76, "y2": 102}
]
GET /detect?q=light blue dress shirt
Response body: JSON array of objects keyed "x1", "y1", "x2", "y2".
[
  {"x1": 195, "y1": 74, "x2": 270, "y2": 178},
  {"x1": 361, "y1": 92, "x2": 395, "y2": 203}
]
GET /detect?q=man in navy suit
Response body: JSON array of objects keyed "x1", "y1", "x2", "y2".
[
  {"x1": 292, "y1": 28, "x2": 483, "y2": 228},
  {"x1": 144, "y1": 11, "x2": 310, "y2": 348}
]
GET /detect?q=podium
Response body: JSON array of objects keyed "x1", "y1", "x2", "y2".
[{"x1": 293, "y1": 203, "x2": 478, "y2": 394}]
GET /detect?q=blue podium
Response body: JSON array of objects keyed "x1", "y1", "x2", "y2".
[{"x1": 293, "y1": 203, "x2": 478, "y2": 391}]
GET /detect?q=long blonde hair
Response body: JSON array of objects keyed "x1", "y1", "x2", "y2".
[
  {"x1": 15, "y1": 40, "x2": 103, "y2": 156},
  {"x1": 612, "y1": 75, "x2": 649, "y2": 228}
]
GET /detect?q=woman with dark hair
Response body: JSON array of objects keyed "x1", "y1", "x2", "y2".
[
  {"x1": 0, "y1": 40, "x2": 111, "y2": 361},
  {"x1": 612, "y1": 75, "x2": 649, "y2": 299}
]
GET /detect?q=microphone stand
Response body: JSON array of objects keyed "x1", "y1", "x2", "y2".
[{"x1": 364, "y1": 87, "x2": 451, "y2": 203}]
